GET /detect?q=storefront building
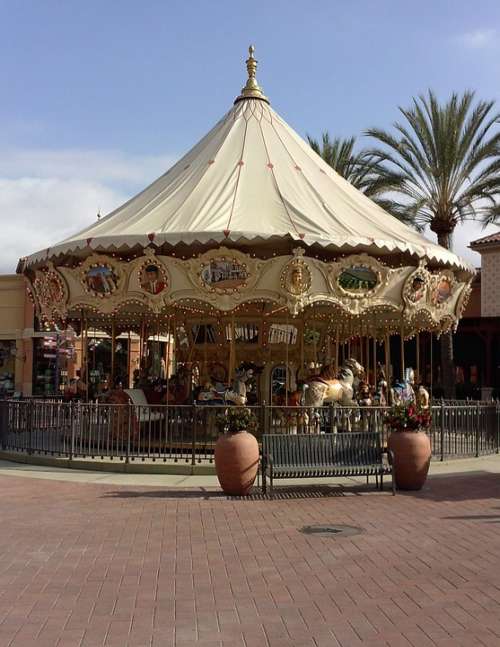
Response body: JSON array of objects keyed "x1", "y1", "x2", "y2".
[{"x1": 0, "y1": 274, "x2": 172, "y2": 397}]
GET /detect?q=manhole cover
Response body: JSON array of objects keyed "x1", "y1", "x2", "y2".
[{"x1": 300, "y1": 524, "x2": 363, "y2": 538}]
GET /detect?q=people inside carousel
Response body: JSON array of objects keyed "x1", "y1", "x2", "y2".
[
  {"x1": 194, "y1": 377, "x2": 225, "y2": 405},
  {"x1": 357, "y1": 381, "x2": 372, "y2": 406}
]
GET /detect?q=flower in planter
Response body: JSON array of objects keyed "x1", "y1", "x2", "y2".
[
  {"x1": 215, "y1": 407, "x2": 258, "y2": 434},
  {"x1": 384, "y1": 402, "x2": 431, "y2": 432}
]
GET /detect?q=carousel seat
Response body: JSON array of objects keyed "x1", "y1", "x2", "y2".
[{"x1": 124, "y1": 389, "x2": 164, "y2": 423}]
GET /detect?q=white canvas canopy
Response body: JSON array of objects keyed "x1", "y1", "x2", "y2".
[{"x1": 23, "y1": 49, "x2": 470, "y2": 271}]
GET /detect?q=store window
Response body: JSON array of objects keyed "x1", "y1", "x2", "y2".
[
  {"x1": 0, "y1": 341, "x2": 16, "y2": 397},
  {"x1": 33, "y1": 332, "x2": 76, "y2": 397}
]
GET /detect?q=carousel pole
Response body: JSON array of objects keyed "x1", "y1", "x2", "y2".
[
  {"x1": 416, "y1": 332, "x2": 420, "y2": 384},
  {"x1": 385, "y1": 333, "x2": 390, "y2": 386},
  {"x1": 300, "y1": 319, "x2": 305, "y2": 377},
  {"x1": 335, "y1": 329, "x2": 339, "y2": 373},
  {"x1": 83, "y1": 314, "x2": 89, "y2": 401},
  {"x1": 166, "y1": 315, "x2": 171, "y2": 409},
  {"x1": 400, "y1": 328, "x2": 405, "y2": 381},
  {"x1": 127, "y1": 330, "x2": 131, "y2": 388},
  {"x1": 111, "y1": 319, "x2": 116, "y2": 388},
  {"x1": 285, "y1": 313, "x2": 289, "y2": 406},
  {"x1": 139, "y1": 317, "x2": 144, "y2": 380},
  {"x1": 228, "y1": 316, "x2": 236, "y2": 384},
  {"x1": 312, "y1": 323, "x2": 317, "y2": 371},
  {"x1": 365, "y1": 336, "x2": 370, "y2": 386},
  {"x1": 156, "y1": 316, "x2": 161, "y2": 380},
  {"x1": 79, "y1": 309, "x2": 85, "y2": 398},
  {"x1": 372, "y1": 337, "x2": 377, "y2": 389},
  {"x1": 430, "y1": 331, "x2": 434, "y2": 401}
]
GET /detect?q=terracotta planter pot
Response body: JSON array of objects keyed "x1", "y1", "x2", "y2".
[
  {"x1": 214, "y1": 431, "x2": 259, "y2": 496},
  {"x1": 388, "y1": 431, "x2": 431, "y2": 491}
]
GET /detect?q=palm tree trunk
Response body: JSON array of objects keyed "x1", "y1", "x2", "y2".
[{"x1": 436, "y1": 230, "x2": 456, "y2": 398}]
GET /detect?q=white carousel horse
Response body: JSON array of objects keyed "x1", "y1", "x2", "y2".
[
  {"x1": 303, "y1": 359, "x2": 365, "y2": 407},
  {"x1": 225, "y1": 368, "x2": 254, "y2": 406}
]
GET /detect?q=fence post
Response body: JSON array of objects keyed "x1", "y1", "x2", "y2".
[
  {"x1": 191, "y1": 404, "x2": 197, "y2": 467},
  {"x1": 261, "y1": 401, "x2": 267, "y2": 436},
  {"x1": 440, "y1": 401, "x2": 445, "y2": 462},
  {"x1": 126, "y1": 402, "x2": 131, "y2": 464},
  {"x1": 0, "y1": 401, "x2": 7, "y2": 448},
  {"x1": 27, "y1": 401, "x2": 33, "y2": 456},
  {"x1": 69, "y1": 401, "x2": 75, "y2": 461},
  {"x1": 475, "y1": 403, "x2": 480, "y2": 458}
]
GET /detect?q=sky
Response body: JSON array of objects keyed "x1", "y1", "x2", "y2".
[{"x1": 1, "y1": 0, "x2": 500, "y2": 273}]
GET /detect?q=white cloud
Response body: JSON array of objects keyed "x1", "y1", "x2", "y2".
[
  {"x1": 0, "y1": 149, "x2": 176, "y2": 186},
  {"x1": 456, "y1": 29, "x2": 497, "y2": 49},
  {"x1": 0, "y1": 148, "x2": 178, "y2": 274},
  {"x1": 0, "y1": 177, "x2": 127, "y2": 274}
]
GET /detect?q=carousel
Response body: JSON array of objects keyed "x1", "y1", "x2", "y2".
[{"x1": 19, "y1": 47, "x2": 474, "y2": 413}]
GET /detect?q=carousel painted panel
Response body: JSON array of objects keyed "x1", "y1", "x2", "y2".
[{"x1": 329, "y1": 254, "x2": 389, "y2": 299}]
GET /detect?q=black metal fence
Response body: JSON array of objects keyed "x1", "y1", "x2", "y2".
[{"x1": 0, "y1": 400, "x2": 499, "y2": 465}]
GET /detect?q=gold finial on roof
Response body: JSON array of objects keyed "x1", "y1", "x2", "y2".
[{"x1": 234, "y1": 45, "x2": 269, "y2": 104}]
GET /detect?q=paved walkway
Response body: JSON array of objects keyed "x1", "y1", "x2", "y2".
[{"x1": 0, "y1": 456, "x2": 499, "y2": 646}]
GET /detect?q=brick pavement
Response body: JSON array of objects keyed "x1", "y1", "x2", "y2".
[{"x1": 0, "y1": 472, "x2": 499, "y2": 647}]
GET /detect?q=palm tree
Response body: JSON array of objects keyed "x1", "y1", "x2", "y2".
[
  {"x1": 364, "y1": 90, "x2": 500, "y2": 396},
  {"x1": 307, "y1": 132, "x2": 407, "y2": 218}
]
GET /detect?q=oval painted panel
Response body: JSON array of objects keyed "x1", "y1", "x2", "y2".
[
  {"x1": 433, "y1": 278, "x2": 452, "y2": 305},
  {"x1": 86, "y1": 265, "x2": 118, "y2": 295},
  {"x1": 201, "y1": 259, "x2": 248, "y2": 289},
  {"x1": 338, "y1": 266, "x2": 377, "y2": 292}
]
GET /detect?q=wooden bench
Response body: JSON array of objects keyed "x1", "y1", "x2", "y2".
[{"x1": 261, "y1": 432, "x2": 395, "y2": 497}]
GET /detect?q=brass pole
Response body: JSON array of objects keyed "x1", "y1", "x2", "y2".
[
  {"x1": 373, "y1": 337, "x2": 377, "y2": 389},
  {"x1": 111, "y1": 319, "x2": 116, "y2": 387},
  {"x1": 365, "y1": 336, "x2": 370, "y2": 387},
  {"x1": 83, "y1": 315, "x2": 89, "y2": 401},
  {"x1": 416, "y1": 332, "x2": 420, "y2": 384},
  {"x1": 127, "y1": 330, "x2": 131, "y2": 388},
  {"x1": 335, "y1": 329, "x2": 339, "y2": 373},
  {"x1": 430, "y1": 332, "x2": 433, "y2": 401},
  {"x1": 385, "y1": 334, "x2": 390, "y2": 385},
  {"x1": 400, "y1": 328, "x2": 405, "y2": 381},
  {"x1": 285, "y1": 312, "x2": 289, "y2": 407}
]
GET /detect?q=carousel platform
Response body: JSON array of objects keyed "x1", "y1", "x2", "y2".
[
  {"x1": 0, "y1": 449, "x2": 216, "y2": 475},
  {"x1": 0, "y1": 453, "x2": 499, "y2": 488}
]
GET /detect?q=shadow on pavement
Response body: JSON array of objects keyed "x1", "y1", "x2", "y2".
[
  {"x1": 402, "y1": 471, "x2": 500, "y2": 503},
  {"x1": 101, "y1": 483, "x2": 386, "y2": 501}
]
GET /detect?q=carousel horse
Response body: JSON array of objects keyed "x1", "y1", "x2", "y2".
[
  {"x1": 390, "y1": 368, "x2": 416, "y2": 405},
  {"x1": 274, "y1": 382, "x2": 308, "y2": 407},
  {"x1": 303, "y1": 359, "x2": 365, "y2": 407},
  {"x1": 225, "y1": 367, "x2": 254, "y2": 406},
  {"x1": 164, "y1": 366, "x2": 192, "y2": 404},
  {"x1": 195, "y1": 379, "x2": 225, "y2": 405},
  {"x1": 417, "y1": 384, "x2": 430, "y2": 409},
  {"x1": 374, "y1": 365, "x2": 389, "y2": 406}
]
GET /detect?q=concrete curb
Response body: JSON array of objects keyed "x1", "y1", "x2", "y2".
[{"x1": 0, "y1": 450, "x2": 216, "y2": 475}]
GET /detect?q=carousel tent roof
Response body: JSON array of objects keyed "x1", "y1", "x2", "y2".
[{"x1": 23, "y1": 47, "x2": 470, "y2": 271}]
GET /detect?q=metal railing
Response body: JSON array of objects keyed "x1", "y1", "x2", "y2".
[{"x1": 0, "y1": 400, "x2": 499, "y2": 465}]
